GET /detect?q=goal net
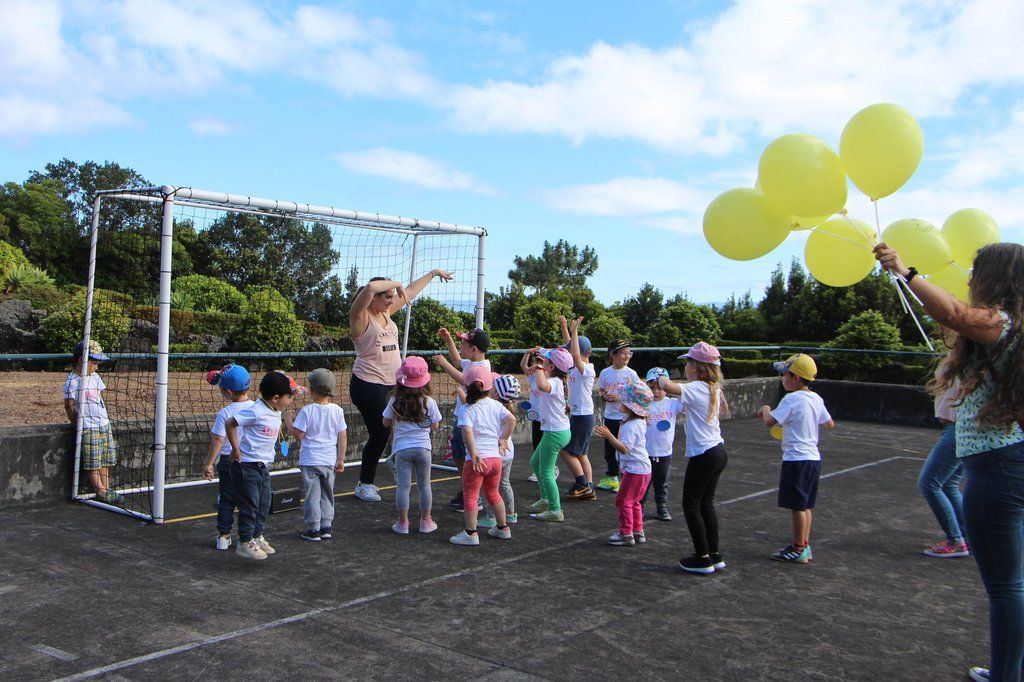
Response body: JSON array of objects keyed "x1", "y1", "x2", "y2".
[{"x1": 72, "y1": 185, "x2": 485, "y2": 523}]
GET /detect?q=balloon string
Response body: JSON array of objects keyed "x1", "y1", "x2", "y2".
[{"x1": 834, "y1": 212, "x2": 880, "y2": 251}]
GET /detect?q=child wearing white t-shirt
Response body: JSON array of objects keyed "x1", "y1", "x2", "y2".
[
  {"x1": 64, "y1": 340, "x2": 122, "y2": 506},
  {"x1": 759, "y1": 354, "x2": 835, "y2": 565},
  {"x1": 658, "y1": 343, "x2": 731, "y2": 575},
  {"x1": 522, "y1": 346, "x2": 573, "y2": 522},
  {"x1": 286, "y1": 369, "x2": 347, "y2": 543},
  {"x1": 475, "y1": 375, "x2": 522, "y2": 528},
  {"x1": 596, "y1": 340, "x2": 639, "y2": 492},
  {"x1": 641, "y1": 368, "x2": 684, "y2": 521},
  {"x1": 559, "y1": 315, "x2": 598, "y2": 500},
  {"x1": 225, "y1": 371, "x2": 297, "y2": 560},
  {"x1": 383, "y1": 356, "x2": 442, "y2": 535},
  {"x1": 202, "y1": 363, "x2": 253, "y2": 551},
  {"x1": 433, "y1": 326, "x2": 491, "y2": 512},
  {"x1": 450, "y1": 366, "x2": 516, "y2": 546}
]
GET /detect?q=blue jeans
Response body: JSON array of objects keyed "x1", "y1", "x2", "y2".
[
  {"x1": 918, "y1": 424, "x2": 965, "y2": 543},
  {"x1": 216, "y1": 456, "x2": 235, "y2": 535},
  {"x1": 963, "y1": 442, "x2": 1024, "y2": 682},
  {"x1": 232, "y1": 461, "x2": 271, "y2": 543}
]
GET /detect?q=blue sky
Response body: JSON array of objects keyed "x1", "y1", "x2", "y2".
[{"x1": 1, "y1": 0, "x2": 1022, "y2": 306}]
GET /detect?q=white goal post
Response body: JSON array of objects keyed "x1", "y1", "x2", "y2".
[{"x1": 74, "y1": 184, "x2": 487, "y2": 523}]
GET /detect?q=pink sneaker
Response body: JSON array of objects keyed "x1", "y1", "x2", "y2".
[
  {"x1": 392, "y1": 520, "x2": 409, "y2": 535},
  {"x1": 923, "y1": 540, "x2": 970, "y2": 558},
  {"x1": 419, "y1": 518, "x2": 438, "y2": 534}
]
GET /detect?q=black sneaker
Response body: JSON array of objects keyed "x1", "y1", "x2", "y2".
[
  {"x1": 450, "y1": 492, "x2": 464, "y2": 510},
  {"x1": 567, "y1": 484, "x2": 597, "y2": 501},
  {"x1": 300, "y1": 529, "x2": 321, "y2": 542},
  {"x1": 656, "y1": 506, "x2": 672, "y2": 521},
  {"x1": 319, "y1": 527, "x2": 332, "y2": 540},
  {"x1": 710, "y1": 552, "x2": 726, "y2": 569},
  {"x1": 678, "y1": 554, "x2": 715, "y2": 574}
]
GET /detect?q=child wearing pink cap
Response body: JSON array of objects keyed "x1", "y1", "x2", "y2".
[
  {"x1": 594, "y1": 379, "x2": 653, "y2": 546},
  {"x1": 383, "y1": 356, "x2": 443, "y2": 534},
  {"x1": 657, "y1": 342, "x2": 730, "y2": 574},
  {"x1": 450, "y1": 366, "x2": 516, "y2": 545},
  {"x1": 521, "y1": 346, "x2": 574, "y2": 522}
]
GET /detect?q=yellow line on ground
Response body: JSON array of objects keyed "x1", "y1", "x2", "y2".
[{"x1": 162, "y1": 475, "x2": 463, "y2": 524}]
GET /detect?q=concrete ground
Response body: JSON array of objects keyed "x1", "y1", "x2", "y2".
[{"x1": 0, "y1": 419, "x2": 987, "y2": 681}]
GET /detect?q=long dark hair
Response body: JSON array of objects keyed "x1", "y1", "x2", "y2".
[
  {"x1": 936, "y1": 242, "x2": 1024, "y2": 429},
  {"x1": 390, "y1": 383, "x2": 430, "y2": 423},
  {"x1": 466, "y1": 382, "x2": 488, "y2": 405}
]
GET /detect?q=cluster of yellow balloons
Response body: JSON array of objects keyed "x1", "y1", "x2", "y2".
[{"x1": 702, "y1": 103, "x2": 1001, "y2": 299}]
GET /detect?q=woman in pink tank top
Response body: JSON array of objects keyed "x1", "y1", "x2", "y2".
[{"x1": 349, "y1": 270, "x2": 453, "y2": 501}]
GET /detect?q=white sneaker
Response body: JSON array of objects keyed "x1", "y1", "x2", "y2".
[
  {"x1": 526, "y1": 473, "x2": 538, "y2": 482},
  {"x1": 215, "y1": 534, "x2": 232, "y2": 551},
  {"x1": 254, "y1": 535, "x2": 276, "y2": 555},
  {"x1": 449, "y1": 530, "x2": 480, "y2": 546},
  {"x1": 554, "y1": 467, "x2": 560, "y2": 480},
  {"x1": 236, "y1": 539, "x2": 267, "y2": 560},
  {"x1": 355, "y1": 482, "x2": 381, "y2": 502},
  {"x1": 487, "y1": 526, "x2": 512, "y2": 540}
]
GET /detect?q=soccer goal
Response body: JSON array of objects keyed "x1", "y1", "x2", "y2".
[{"x1": 72, "y1": 184, "x2": 486, "y2": 523}]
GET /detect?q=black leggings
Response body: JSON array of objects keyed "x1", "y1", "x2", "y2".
[
  {"x1": 641, "y1": 455, "x2": 673, "y2": 508},
  {"x1": 350, "y1": 374, "x2": 393, "y2": 485},
  {"x1": 682, "y1": 444, "x2": 728, "y2": 556},
  {"x1": 603, "y1": 418, "x2": 621, "y2": 476}
]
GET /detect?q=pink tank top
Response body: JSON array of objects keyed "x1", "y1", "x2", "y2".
[{"x1": 352, "y1": 314, "x2": 400, "y2": 385}]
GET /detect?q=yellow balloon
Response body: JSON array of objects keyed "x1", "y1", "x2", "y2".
[
  {"x1": 805, "y1": 217, "x2": 878, "y2": 287},
  {"x1": 758, "y1": 134, "x2": 847, "y2": 218},
  {"x1": 840, "y1": 103, "x2": 924, "y2": 200},
  {"x1": 703, "y1": 188, "x2": 792, "y2": 261},
  {"x1": 882, "y1": 219, "x2": 952, "y2": 275},
  {"x1": 770, "y1": 425, "x2": 783, "y2": 440},
  {"x1": 792, "y1": 213, "x2": 833, "y2": 231},
  {"x1": 926, "y1": 263, "x2": 971, "y2": 302},
  {"x1": 942, "y1": 208, "x2": 1000, "y2": 267}
]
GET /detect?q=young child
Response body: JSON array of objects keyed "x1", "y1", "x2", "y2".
[
  {"x1": 596, "y1": 339, "x2": 639, "y2": 492},
  {"x1": 522, "y1": 346, "x2": 573, "y2": 522},
  {"x1": 433, "y1": 327, "x2": 491, "y2": 512},
  {"x1": 64, "y1": 340, "x2": 122, "y2": 505},
  {"x1": 657, "y1": 343, "x2": 730, "y2": 574},
  {"x1": 383, "y1": 356, "x2": 442, "y2": 535},
  {"x1": 559, "y1": 316, "x2": 597, "y2": 500},
  {"x1": 286, "y1": 368, "x2": 347, "y2": 543},
  {"x1": 225, "y1": 370, "x2": 298, "y2": 560},
  {"x1": 758, "y1": 353, "x2": 835, "y2": 564},
  {"x1": 450, "y1": 366, "x2": 516, "y2": 546},
  {"x1": 594, "y1": 379, "x2": 652, "y2": 546},
  {"x1": 477, "y1": 375, "x2": 522, "y2": 528},
  {"x1": 203, "y1": 363, "x2": 253, "y2": 550},
  {"x1": 641, "y1": 367, "x2": 683, "y2": 522}
]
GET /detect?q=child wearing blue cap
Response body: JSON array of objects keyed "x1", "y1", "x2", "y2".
[
  {"x1": 559, "y1": 316, "x2": 597, "y2": 500},
  {"x1": 64, "y1": 340, "x2": 122, "y2": 505},
  {"x1": 203, "y1": 363, "x2": 254, "y2": 551},
  {"x1": 641, "y1": 367, "x2": 683, "y2": 521}
]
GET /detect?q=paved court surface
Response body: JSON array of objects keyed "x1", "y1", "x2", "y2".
[{"x1": 0, "y1": 419, "x2": 987, "y2": 681}]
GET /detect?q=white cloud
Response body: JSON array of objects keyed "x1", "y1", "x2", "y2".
[
  {"x1": 188, "y1": 116, "x2": 231, "y2": 136},
  {"x1": 0, "y1": 1, "x2": 438, "y2": 138},
  {"x1": 941, "y1": 105, "x2": 1024, "y2": 188},
  {"x1": 336, "y1": 148, "x2": 497, "y2": 195},
  {"x1": 445, "y1": 0, "x2": 1024, "y2": 152},
  {"x1": 544, "y1": 176, "x2": 710, "y2": 216}
]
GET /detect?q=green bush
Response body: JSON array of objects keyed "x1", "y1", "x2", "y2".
[
  {"x1": 13, "y1": 283, "x2": 70, "y2": 312},
  {"x1": 303, "y1": 320, "x2": 324, "y2": 337},
  {"x1": 720, "y1": 358, "x2": 777, "y2": 378},
  {"x1": 168, "y1": 342, "x2": 205, "y2": 353},
  {"x1": 721, "y1": 348, "x2": 763, "y2": 359},
  {"x1": 322, "y1": 325, "x2": 347, "y2": 337},
  {"x1": 170, "y1": 290, "x2": 195, "y2": 310},
  {"x1": 230, "y1": 309, "x2": 305, "y2": 355},
  {"x1": 172, "y1": 274, "x2": 246, "y2": 313},
  {"x1": 0, "y1": 240, "x2": 30, "y2": 286},
  {"x1": 5, "y1": 263, "x2": 55, "y2": 293},
  {"x1": 825, "y1": 310, "x2": 903, "y2": 380},
  {"x1": 38, "y1": 297, "x2": 130, "y2": 354},
  {"x1": 512, "y1": 298, "x2": 572, "y2": 348},
  {"x1": 243, "y1": 285, "x2": 294, "y2": 315},
  {"x1": 391, "y1": 297, "x2": 465, "y2": 351},
  {"x1": 581, "y1": 314, "x2": 631, "y2": 349},
  {"x1": 656, "y1": 300, "x2": 722, "y2": 346},
  {"x1": 61, "y1": 285, "x2": 134, "y2": 309},
  {"x1": 191, "y1": 310, "x2": 242, "y2": 336}
]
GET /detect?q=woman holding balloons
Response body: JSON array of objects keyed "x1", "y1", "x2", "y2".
[{"x1": 875, "y1": 241, "x2": 1024, "y2": 682}]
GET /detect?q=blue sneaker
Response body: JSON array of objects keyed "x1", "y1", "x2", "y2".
[
  {"x1": 476, "y1": 516, "x2": 497, "y2": 528},
  {"x1": 770, "y1": 544, "x2": 810, "y2": 563}
]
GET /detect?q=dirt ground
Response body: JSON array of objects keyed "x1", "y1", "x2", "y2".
[{"x1": 0, "y1": 370, "x2": 470, "y2": 427}]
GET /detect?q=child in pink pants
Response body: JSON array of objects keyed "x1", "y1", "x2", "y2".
[{"x1": 594, "y1": 378, "x2": 653, "y2": 546}]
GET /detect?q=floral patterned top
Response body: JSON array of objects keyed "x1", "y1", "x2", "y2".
[{"x1": 956, "y1": 311, "x2": 1024, "y2": 457}]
